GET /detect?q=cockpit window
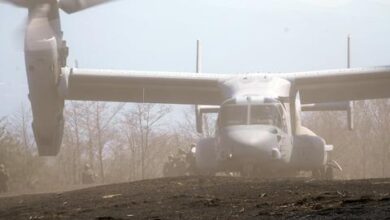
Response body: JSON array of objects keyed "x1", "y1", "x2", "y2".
[
  {"x1": 250, "y1": 105, "x2": 282, "y2": 128},
  {"x1": 220, "y1": 103, "x2": 285, "y2": 128},
  {"x1": 220, "y1": 105, "x2": 248, "y2": 126}
]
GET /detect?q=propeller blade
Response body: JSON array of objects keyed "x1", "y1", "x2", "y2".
[
  {"x1": 0, "y1": 0, "x2": 28, "y2": 8},
  {"x1": 59, "y1": 0, "x2": 115, "y2": 14}
]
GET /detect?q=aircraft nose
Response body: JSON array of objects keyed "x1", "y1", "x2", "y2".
[{"x1": 221, "y1": 126, "x2": 279, "y2": 160}]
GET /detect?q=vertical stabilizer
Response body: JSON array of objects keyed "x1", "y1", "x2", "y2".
[
  {"x1": 195, "y1": 40, "x2": 203, "y2": 133},
  {"x1": 347, "y1": 35, "x2": 354, "y2": 130}
]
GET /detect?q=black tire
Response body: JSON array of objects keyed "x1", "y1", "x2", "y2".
[
  {"x1": 325, "y1": 166, "x2": 334, "y2": 180},
  {"x1": 311, "y1": 167, "x2": 326, "y2": 180},
  {"x1": 311, "y1": 169, "x2": 320, "y2": 179},
  {"x1": 241, "y1": 163, "x2": 256, "y2": 177}
]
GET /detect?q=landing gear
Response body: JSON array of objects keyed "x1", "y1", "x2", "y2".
[
  {"x1": 241, "y1": 163, "x2": 256, "y2": 177},
  {"x1": 311, "y1": 167, "x2": 331, "y2": 180},
  {"x1": 311, "y1": 167, "x2": 324, "y2": 180},
  {"x1": 325, "y1": 166, "x2": 334, "y2": 180},
  {"x1": 326, "y1": 159, "x2": 342, "y2": 179},
  {"x1": 240, "y1": 163, "x2": 267, "y2": 178},
  {"x1": 197, "y1": 170, "x2": 216, "y2": 176},
  {"x1": 311, "y1": 160, "x2": 342, "y2": 180}
]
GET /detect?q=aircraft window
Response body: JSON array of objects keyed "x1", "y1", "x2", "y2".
[
  {"x1": 250, "y1": 105, "x2": 282, "y2": 128},
  {"x1": 221, "y1": 105, "x2": 248, "y2": 126}
]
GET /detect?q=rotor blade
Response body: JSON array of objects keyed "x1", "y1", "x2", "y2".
[
  {"x1": 0, "y1": 0, "x2": 28, "y2": 8},
  {"x1": 59, "y1": 0, "x2": 116, "y2": 14},
  {"x1": 25, "y1": 5, "x2": 57, "y2": 52}
]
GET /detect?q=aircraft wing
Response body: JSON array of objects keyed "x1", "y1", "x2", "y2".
[
  {"x1": 61, "y1": 66, "x2": 390, "y2": 105},
  {"x1": 61, "y1": 68, "x2": 229, "y2": 105},
  {"x1": 285, "y1": 66, "x2": 390, "y2": 104}
]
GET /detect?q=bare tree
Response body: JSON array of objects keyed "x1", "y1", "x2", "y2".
[
  {"x1": 368, "y1": 99, "x2": 390, "y2": 177},
  {"x1": 177, "y1": 107, "x2": 216, "y2": 141},
  {"x1": 7, "y1": 104, "x2": 48, "y2": 191},
  {"x1": 63, "y1": 101, "x2": 86, "y2": 184},
  {"x1": 10, "y1": 105, "x2": 35, "y2": 152},
  {"x1": 304, "y1": 99, "x2": 390, "y2": 179},
  {"x1": 82, "y1": 102, "x2": 125, "y2": 183},
  {"x1": 122, "y1": 103, "x2": 171, "y2": 180}
]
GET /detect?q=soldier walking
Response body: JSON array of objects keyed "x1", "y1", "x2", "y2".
[
  {"x1": 0, "y1": 164, "x2": 9, "y2": 193},
  {"x1": 81, "y1": 164, "x2": 96, "y2": 184},
  {"x1": 163, "y1": 155, "x2": 175, "y2": 177},
  {"x1": 185, "y1": 143, "x2": 197, "y2": 175}
]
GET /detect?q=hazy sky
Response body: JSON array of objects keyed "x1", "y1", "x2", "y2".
[{"x1": 0, "y1": 0, "x2": 389, "y2": 116}]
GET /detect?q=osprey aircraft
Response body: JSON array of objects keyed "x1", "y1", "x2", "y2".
[{"x1": 4, "y1": 0, "x2": 390, "y2": 179}]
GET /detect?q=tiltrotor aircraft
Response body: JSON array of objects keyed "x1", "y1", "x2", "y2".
[{"x1": 4, "y1": 0, "x2": 390, "y2": 179}]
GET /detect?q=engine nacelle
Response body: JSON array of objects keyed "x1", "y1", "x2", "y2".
[
  {"x1": 25, "y1": 37, "x2": 64, "y2": 156},
  {"x1": 290, "y1": 135, "x2": 327, "y2": 170},
  {"x1": 195, "y1": 137, "x2": 218, "y2": 174}
]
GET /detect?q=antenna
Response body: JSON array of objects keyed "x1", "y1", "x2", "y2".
[
  {"x1": 347, "y1": 35, "x2": 354, "y2": 130},
  {"x1": 196, "y1": 40, "x2": 202, "y2": 73},
  {"x1": 347, "y1": 35, "x2": 351, "y2": 68},
  {"x1": 195, "y1": 40, "x2": 203, "y2": 134}
]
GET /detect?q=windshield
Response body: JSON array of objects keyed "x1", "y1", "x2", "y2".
[
  {"x1": 220, "y1": 105, "x2": 248, "y2": 126},
  {"x1": 220, "y1": 104, "x2": 284, "y2": 128},
  {"x1": 250, "y1": 105, "x2": 282, "y2": 128}
]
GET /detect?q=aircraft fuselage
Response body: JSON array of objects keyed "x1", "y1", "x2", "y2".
[
  {"x1": 195, "y1": 76, "x2": 330, "y2": 177},
  {"x1": 216, "y1": 97, "x2": 293, "y2": 174}
]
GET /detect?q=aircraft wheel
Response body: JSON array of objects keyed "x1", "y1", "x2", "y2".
[
  {"x1": 311, "y1": 166, "x2": 334, "y2": 180},
  {"x1": 197, "y1": 169, "x2": 215, "y2": 176},
  {"x1": 311, "y1": 167, "x2": 325, "y2": 180},
  {"x1": 241, "y1": 163, "x2": 256, "y2": 177},
  {"x1": 325, "y1": 166, "x2": 334, "y2": 180}
]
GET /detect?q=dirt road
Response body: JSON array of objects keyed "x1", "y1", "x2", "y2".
[{"x1": 0, "y1": 176, "x2": 389, "y2": 219}]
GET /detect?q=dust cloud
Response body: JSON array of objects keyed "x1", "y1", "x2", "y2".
[{"x1": 1, "y1": 100, "x2": 389, "y2": 195}]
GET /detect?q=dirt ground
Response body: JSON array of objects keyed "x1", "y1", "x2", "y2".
[{"x1": 0, "y1": 176, "x2": 390, "y2": 219}]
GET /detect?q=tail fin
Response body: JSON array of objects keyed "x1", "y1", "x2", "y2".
[{"x1": 195, "y1": 40, "x2": 202, "y2": 133}]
